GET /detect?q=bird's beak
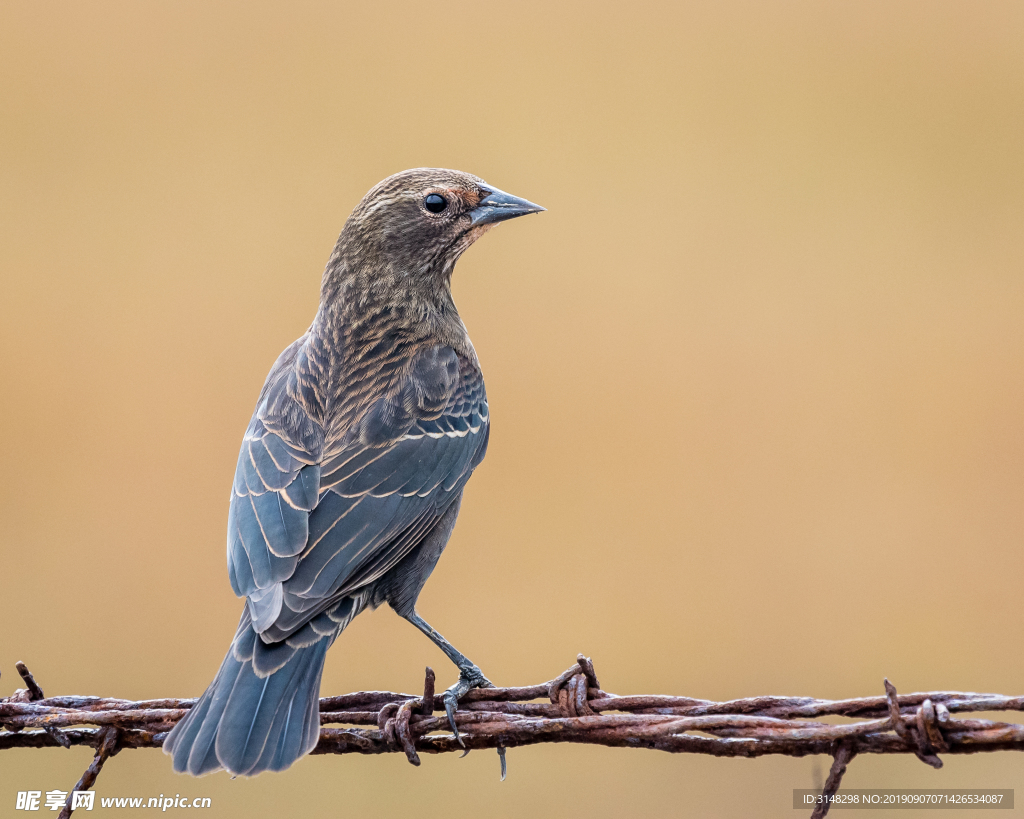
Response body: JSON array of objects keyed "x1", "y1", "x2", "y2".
[{"x1": 468, "y1": 186, "x2": 545, "y2": 227}]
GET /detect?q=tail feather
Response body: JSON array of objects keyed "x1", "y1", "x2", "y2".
[
  {"x1": 164, "y1": 609, "x2": 334, "y2": 776},
  {"x1": 216, "y1": 636, "x2": 329, "y2": 775},
  {"x1": 165, "y1": 670, "x2": 221, "y2": 775},
  {"x1": 267, "y1": 641, "x2": 326, "y2": 772}
]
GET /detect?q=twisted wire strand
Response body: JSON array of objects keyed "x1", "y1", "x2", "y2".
[{"x1": 3, "y1": 657, "x2": 1023, "y2": 817}]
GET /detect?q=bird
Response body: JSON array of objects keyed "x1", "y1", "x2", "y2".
[{"x1": 163, "y1": 168, "x2": 543, "y2": 777}]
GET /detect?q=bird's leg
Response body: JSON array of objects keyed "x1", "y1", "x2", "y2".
[{"x1": 404, "y1": 612, "x2": 493, "y2": 747}]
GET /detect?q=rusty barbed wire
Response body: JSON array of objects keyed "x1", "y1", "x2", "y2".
[{"x1": 3, "y1": 656, "x2": 1024, "y2": 818}]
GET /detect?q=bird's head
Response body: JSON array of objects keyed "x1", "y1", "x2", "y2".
[{"x1": 326, "y1": 168, "x2": 544, "y2": 304}]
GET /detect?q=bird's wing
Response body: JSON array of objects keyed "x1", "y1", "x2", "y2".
[{"x1": 227, "y1": 340, "x2": 488, "y2": 644}]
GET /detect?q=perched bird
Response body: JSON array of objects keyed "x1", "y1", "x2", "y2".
[{"x1": 164, "y1": 168, "x2": 543, "y2": 777}]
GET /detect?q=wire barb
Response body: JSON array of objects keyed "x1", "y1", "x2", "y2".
[
  {"x1": 12, "y1": 662, "x2": 71, "y2": 748},
  {"x1": 810, "y1": 744, "x2": 855, "y2": 819},
  {"x1": 15, "y1": 662, "x2": 45, "y2": 701},
  {"x1": 56, "y1": 726, "x2": 119, "y2": 819},
  {"x1": 885, "y1": 678, "x2": 944, "y2": 769}
]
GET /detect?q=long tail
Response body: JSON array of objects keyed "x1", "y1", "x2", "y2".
[{"x1": 164, "y1": 607, "x2": 340, "y2": 776}]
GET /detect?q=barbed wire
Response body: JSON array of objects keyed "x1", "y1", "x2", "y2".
[{"x1": 3, "y1": 656, "x2": 1023, "y2": 818}]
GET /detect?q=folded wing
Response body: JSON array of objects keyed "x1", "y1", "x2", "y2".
[{"x1": 226, "y1": 341, "x2": 488, "y2": 642}]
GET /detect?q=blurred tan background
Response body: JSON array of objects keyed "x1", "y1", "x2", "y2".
[{"x1": 2, "y1": 1, "x2": 1023, "y2": 816}]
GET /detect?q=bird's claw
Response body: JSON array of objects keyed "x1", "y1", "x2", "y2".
[{"x1": 443, "y1": 664, "x2": 494, "y2": 749}]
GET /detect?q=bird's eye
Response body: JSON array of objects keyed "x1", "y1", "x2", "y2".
[{"x1": 424, "y1": 193, "x2": 448, "y2": 214}]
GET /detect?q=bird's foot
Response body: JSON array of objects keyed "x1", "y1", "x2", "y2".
[{"x1": 443, "y1": 663, "x2": 494, "y2": 749}]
